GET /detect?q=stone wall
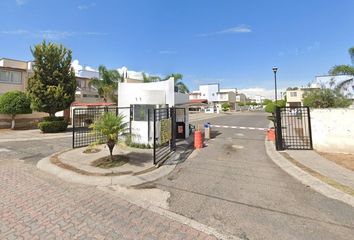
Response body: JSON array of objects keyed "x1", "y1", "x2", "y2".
[
  {"x1": 311, "y1": 109, "x2": 354, "y2": 154},
  {"x1": 0, "y1": 112, "x2": 47, "y2": 129}
]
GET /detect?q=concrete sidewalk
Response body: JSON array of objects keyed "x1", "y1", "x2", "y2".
[
  {"x1": 0, "y1": 129, "x2": 71, "y2": 142},
  {"x1": 265, "y1": 140, "x2": 354, "y2": 208},
  {"x1": 286, "y1": 150, "x2": 354, "y2": 189}
]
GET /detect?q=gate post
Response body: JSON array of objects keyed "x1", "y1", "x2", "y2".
[
  {"x1": 306, "y1": 106, "x2": 314, "y2": 150},
  {"x1": 275, "y1": 107, "x2": 283, "y2": 151},
  {"x1": 153, "y1": 109, "x2": 156, "y2": 165},
  {"x1": 72, "y1": 108, "x2": 75, "y2": 148}
]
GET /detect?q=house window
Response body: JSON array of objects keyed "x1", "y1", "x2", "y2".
[
  {"x1": 133, "y1": 105, "x2": 155, "y2": 121},
  {"x1": 212, "y1": 93, "x2": 215, "y2": 96},
  {"x1": 0, "y1": 70, "x2": 22, "y2": 84},
  {"x1": 290, "y1": 92, "x2": 297, "y2": 97}
]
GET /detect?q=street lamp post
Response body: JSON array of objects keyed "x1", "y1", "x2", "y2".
[{"x1": 272, "y1": 67, "x2": 278, "y2": 103}]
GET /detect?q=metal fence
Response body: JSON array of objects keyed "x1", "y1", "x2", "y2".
[
  {"x1": 72, "y1": 106, "x2": 132, "y2": 148},
  {"x1": 153, "y1": 108, "x2": 177, "y2": 165},
  {"x1": 275, "y1": 106, "x2": 313, "y2": 150}
]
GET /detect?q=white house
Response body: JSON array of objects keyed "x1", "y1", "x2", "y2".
[
  {"x1": 118, "y1": 78, "x2": 190, "y2": 144},
  {"x1": 315, "y1": 75, "x2": 354, "y2": 100},
  {"x1": 189, "y1": 84, "x2": 237, "y2": 110}
]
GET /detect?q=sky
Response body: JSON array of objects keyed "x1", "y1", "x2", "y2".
[{"x1": 1, "y1": 0, "x2": 354, "y2": 98}]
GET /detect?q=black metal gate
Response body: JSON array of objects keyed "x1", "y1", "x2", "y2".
[
  {"x1": 275, "y1": 106, "x2": 313, "y2": 150},
  {"x1": 153, "y1": 107, "x2": 177, "y2": 165},
  {"x1": 72, "y1": 106, "x2": 132, "y2": 148}
]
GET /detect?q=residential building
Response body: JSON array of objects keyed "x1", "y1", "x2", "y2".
[
  {"x1": 286, "y1": 88, "x2": 304, "y2": 107},
  {"x1": 0, "y1": 58, "x2": 32, "y2": 95},
  {"x1": 118, "y1": 78, "x2": 190, "y2": 144},
  {"x1": 236, "y1": 93, "x2": 247, "y2": 104},
  {"x1": 0, "y1": 58, "x2": 47, "y2": 129},
  {"x1": 315, "y1": 75, "x2": 354, "y2": 100},
  {"x1": 189, "y1": 83, "x2": 237, "y2": 111},
  {"x1": 251, "y1": 95, "x2": 265, "y2": 105},
  {"x1": 286, "y1": 87, "x2": 319, "y2": 107},
  {"x1": 214, "y1": 89, "x2": 237, "y2": 110},
  {"x1": 0, "y1": 57, "x2": 105, "y2": 128}
]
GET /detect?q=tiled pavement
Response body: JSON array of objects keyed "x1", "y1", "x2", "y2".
[{"x1": 0, "y1": 160, "x2": 217, "y2": 240}]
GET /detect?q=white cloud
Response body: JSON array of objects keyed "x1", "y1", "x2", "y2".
[
  {"x1": 238, "y1": 87, "x2": 285, "y2": 100},
  {"x1": 199, "y1": 24, "x2": 252, "y2": 37},
  {"x1": 117, "y1": 66, "x2": 144, "y2": 80},
  {"x1": 71, "y1": 59, "x2": 99, "y2": 75},
  {"x1": 78, "y1": 2, "x2": 96, "y2": 10},
  {"x1": 0, "y1": 30, "x2": 28, "y2": 35},
  {"x1": 278, "y1": 42, "x2": 320, "y2": 57},
  {"x1": 0, "y1": 29, "x2": 107, "y2": 40},
  {"x1": 16, "y1": 0, "x2": 27, "y2": 6}
]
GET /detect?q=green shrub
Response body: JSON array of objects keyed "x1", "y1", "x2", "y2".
[
  {"x1": 221, "y1": 103, "x2": 231, "y2": 112},
  {"x1": 38, "y1": 120, "x2": 68, "y2": 133},
  {"x1": 43, "y1": 116, "x2": 64, "y2": 122}
]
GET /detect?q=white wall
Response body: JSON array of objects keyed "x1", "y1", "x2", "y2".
[
  {"x1": 199, "y1": 84, "x2": 219, "y2": 102},
  {"x1": 311, "y1": 108, "x2": 354, "y2": 154},
  {"x1": 118, "y1": 78, "x2": 189, "y2": 144},
  {"x1": 118, "y1": 78, "x2": 174, "y2": 107}
]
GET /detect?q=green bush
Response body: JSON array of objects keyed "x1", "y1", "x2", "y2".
[
  {"x1": 38, "y1": 120, "x2": 68, "y2": 133},
  {"x1": 221, "y1": 102, "x2": 231, "y2": 112},
  {"x1": 303, "y1": 88, "x2": 351, "y2": 108},
  {"x1": 43, "y1": 116, "x2": 64, "y2": 122}
]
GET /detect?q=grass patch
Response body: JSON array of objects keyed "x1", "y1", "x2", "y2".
[
  {"x1": 83, "y1": 148, "x2": 101, "y2": 154},
  {"x1": 91, "y1": 155, "x2": 129, "y2": 169}
]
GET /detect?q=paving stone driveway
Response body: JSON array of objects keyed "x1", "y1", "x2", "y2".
[{"x1": 0, "y1": 160, "x2": 216, "y2": 240}]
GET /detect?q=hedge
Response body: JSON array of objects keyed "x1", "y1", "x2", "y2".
[{"x1": 38, "y1": 119, "x2": 68, "y2": 133}]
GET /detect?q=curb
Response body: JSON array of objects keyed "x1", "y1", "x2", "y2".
[
  {"x1": 265, "y1": 140, "x2": 354, "y2": 208},
  {"x1": 37, "y1": 152, "x2": 176, "y2": 187}
]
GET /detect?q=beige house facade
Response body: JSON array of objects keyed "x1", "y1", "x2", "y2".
[{"x1": 0, "y1": 58, "x2": 104, "y2": 129}]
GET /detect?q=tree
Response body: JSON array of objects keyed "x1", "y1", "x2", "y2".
[
  {"x1": 329, "y1": 47, "x2": 354, "y2": 91},
  {"x1": 27, "y1": 41, "x2": 76, "y2": 117},
  {"x1": 303, "y1": 88, "x2": 351, "y2": 108},
  {"x1": 263, "y1": 99, "x2": 272, "y2": 106},
  {"x1": 0, "y1": 91, "x2": 32, "y2": 129},
  {"x1": 90, "y1": 112, "x2": 129, "y2": 161},
  {"x1": 90, "y1": 65, "x2": 122, "y2": 103},
  {"x1": 142, "y1": 72, "x2": 161, "y2": 83},
  {"x1": 265, "y1": 100, "x2": 286, "y2": 114},
  {"x1": 221, "y1": 102, "x2": 231, "y2": 112},
  {"x1": 141, "y1": 72, "x2": 190, "y2": 93},
  {"x1": 164, "y1": 73, "x2": 190, "y2": 93}
]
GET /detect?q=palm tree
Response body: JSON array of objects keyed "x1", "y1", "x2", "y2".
[
  {"x1": 141, "y1": 71, "x2": 189, "y2": 93},
  {"x1": 90, "y1": 65, "x2": 122, "y2": 103},
  {"x1": 329, "y1": 47, "x2": 354, "y2": 92},
  {"x1": 164, "y1": 73, "x2": 190, "y2": 93},
  {"x1": 142, "y1": 72, "x2": 161, "y2": 83},
  {"x1": 90, "y1": 112, "x2": 128, "y2": 161}
]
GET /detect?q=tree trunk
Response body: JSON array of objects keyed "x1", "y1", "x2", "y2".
[
  {"x1": 11, "y1": 115, "x2": 15, "y2": 129},
  {"x1": 106, "y1": 140, "x2": 116, "y2": 161}
]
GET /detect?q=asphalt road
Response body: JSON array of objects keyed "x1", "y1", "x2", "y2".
[
  {"x1": 155, "y1": 112, "x2": 354, "y2": 240},
  {"x1": 0, "y1": 137, "x2": 71, "y2": 164}
]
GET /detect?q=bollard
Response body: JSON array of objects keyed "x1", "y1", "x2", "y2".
[
  {"x1": 194, "y1": 130, "x2": 203, "y2": 149},
  {"x1": 267, "y1": 128, "x2": 275, "y2": 141},
  {"x1": 204, "y1": 123, "x2": 210, "y2": 139}
]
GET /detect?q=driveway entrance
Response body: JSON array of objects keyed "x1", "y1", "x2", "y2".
[{"x1": 154, "y1": 112, "x2": 354, "y2": 240}]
